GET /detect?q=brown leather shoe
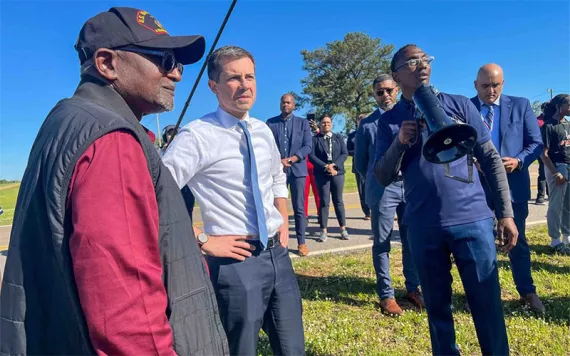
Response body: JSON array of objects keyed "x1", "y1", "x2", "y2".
[
  {"x1": 406, "y1": 290, "x2": 425, "y2": 309},
  {"x1": 521, "y1": 293, "x2": 545, "y2": 314},
  {"x1": 380, "y1": 298, "x2": 403, "y2": 316},
  {"x1": 298, "y1": 244, "x2": 309, "y2": 257}
]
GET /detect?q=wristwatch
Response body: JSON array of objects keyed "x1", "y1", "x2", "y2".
[
  {"x1": 197, "y1": 232, "x2": 209, "y2": 246},
  {"x1": 287, "y1": 159, "x2": 293, "y2": 165},
  {"x1": 516, "y1": 158, "x2": 523, "y2": 171}
]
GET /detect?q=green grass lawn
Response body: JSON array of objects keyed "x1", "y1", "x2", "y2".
[
  {"x1": 0, "y1": 183, "x2": 19, "y2": 225},
  {"x1": 343, "y1": 156, "x2": 357, "y2": 193},
  {"x1": 256, "y1": 224, "x2": 569, "y2": 355}
]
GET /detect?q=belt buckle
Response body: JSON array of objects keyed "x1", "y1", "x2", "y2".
[{"x1": 266, "y1": 233, "x2": 279, "y2": 249}]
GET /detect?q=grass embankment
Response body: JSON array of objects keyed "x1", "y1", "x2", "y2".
[{"x1": 257, "y1": 224, "x2": 569, "y2": 355}]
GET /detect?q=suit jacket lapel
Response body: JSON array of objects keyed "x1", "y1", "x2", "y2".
[
  {"x1": 319, "y1": 135, "x2": 329, "y2": 156},
  {"x1": 499, "y1": 96, "x2": 512, "y2": 150},
  {"x1": 471, "y1": 97, "x2": 482, "y2": 112},
  {"x1": 291, "y1": 115, "x2": 299, "y2": 146},
  {"x1": 374, "y1": 108, "x2": 384, "y2": 128},
  {"x1": 373, "y1": 110, "x2": 382, "y2": 127}
]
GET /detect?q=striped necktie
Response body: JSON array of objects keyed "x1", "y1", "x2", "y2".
[{"x1": 483, "y1": 104, "x2": 494, "y2": 130}]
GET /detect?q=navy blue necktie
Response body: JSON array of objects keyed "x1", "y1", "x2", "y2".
[{"x1": 238, "y1": 120, "x2": 269, "y2": 249}]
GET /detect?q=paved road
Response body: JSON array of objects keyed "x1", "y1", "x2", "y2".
[{"x1": 0, "y1": 166, "x2": 547, "y2": 276}]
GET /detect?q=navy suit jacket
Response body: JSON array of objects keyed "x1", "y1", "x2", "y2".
[
  {"x1": 354, "y1": 108, "x2": 387, "y2": 207},
  {"x1": 470, "y1": 95, "x2": 543, "y2": 203},
  {"x1": 309, "y1": 133, "x2": 348, "y2": 177},
  {"x1": 347, "y1": 130, "x2": 357, "y2": 173},
  {"x1": 266, "y1": 114, "x2": 313, "y2": 177}
]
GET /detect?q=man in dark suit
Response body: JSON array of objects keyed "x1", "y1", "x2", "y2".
[
  {"x1": 472, "y1": 63, "x2": 545, "y2": 313},
  {"x1": 355, "y1": 74, "x2": 423, "y2": 316},
  {"x1": 347, "y1": 113, "x2": 370, "y2": 220},
  {"x1": 267, "y1": 94, "x2": 313, "y2": 256}
]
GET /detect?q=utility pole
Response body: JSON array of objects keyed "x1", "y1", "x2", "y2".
[
  {"x1": 155, "y1": 114, "x2": 162, "y2": 148},
  {"x1": 547, "y1": 89, "x2": 554, "y2": 100}
]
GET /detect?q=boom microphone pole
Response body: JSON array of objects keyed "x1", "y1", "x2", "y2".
[{"x1": 170, "y1": 0, "x2": 238, "y2": 140}]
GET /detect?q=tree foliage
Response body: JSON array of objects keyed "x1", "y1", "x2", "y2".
[
  {"x1": 295, "y1": 32, "x2": 394, "y2": 132},
  {"x1": 531, "y1": 100, "x2": 544, "y2": 117}
]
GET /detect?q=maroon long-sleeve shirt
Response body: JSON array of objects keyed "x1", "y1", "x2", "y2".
[{"x1": 67, "y1": 129, "x2": 176, "y2": 355}]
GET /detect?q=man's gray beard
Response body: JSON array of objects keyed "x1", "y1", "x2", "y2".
[
  {"x1": 155, "y1": 92, "x2": 174, "y2": 112},
  {"x1": 110, "y1": 83, "x2": 174, "y2": 114},
  {"x1": 379, "y1": 102, "x2": 395, "y2": 111}
]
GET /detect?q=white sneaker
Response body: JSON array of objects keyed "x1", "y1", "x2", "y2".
[{"x1": 550, "y1": 238, "x2": 562, "y2": 248}]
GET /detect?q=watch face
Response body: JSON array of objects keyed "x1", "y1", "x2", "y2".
[{"x1": 198, "y1": 233, "x2": 208, "y2": 244}]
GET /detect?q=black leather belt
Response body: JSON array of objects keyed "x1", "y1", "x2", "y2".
[
  {"x1": 266, "y1": 233, "x2": 280, "y2": 249},
  {"x1": 246, "y1": 233, "x2": 280, "y2": 249}
]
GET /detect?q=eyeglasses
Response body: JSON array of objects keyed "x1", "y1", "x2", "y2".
[
  {"x1": 376, "y1": 88, "x2": 395, "y2": 96},
  {"x1": 116, "y1": 46, "x2": 184, "y2": 75},
  {"x1": 394, "y1": 56, "x2": 434, "y2": 71}
]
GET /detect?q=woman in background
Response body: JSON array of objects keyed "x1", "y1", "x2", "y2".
[{"x1": 309, "y1": 115, "x2": 349, "y2": 242}]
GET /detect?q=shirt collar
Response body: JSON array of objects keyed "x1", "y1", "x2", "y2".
[
  {"x1": 324, "y1": 132, "x2": 333, "y2": 138},
  {"x1": 216, "y1": 106, "x2": 251, "y2": 129},
  {"x1": 478, "y1": 96, "x2": 501, "y2": 107},
  {"x1": 281, "y1": 113, "x2": 293, "y2": 121}
]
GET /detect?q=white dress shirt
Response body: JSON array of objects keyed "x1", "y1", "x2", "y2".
[{"x1": 162, "y1": 107, "x2": 288, "y2": 238}]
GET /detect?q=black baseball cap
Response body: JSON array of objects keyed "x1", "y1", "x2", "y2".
[{"x1": 75, "y1": 7, "x2": 206, "y2": 65}]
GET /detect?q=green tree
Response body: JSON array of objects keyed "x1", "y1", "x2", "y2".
[
  {"x1": 295, "y1": 32, "x2": 394, "y2": 132},
  {"x1": 531, "y1": 100, "x2": 544, "y2": 117}
]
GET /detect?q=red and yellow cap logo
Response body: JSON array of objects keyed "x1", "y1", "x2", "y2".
[{"x1": 136, "y1": 10, "x2": 168, "y2": 35}]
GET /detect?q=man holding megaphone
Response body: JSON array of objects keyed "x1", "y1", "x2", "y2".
[{"x1": 374, "y1": 44, "x2": 518, "y2": 356}]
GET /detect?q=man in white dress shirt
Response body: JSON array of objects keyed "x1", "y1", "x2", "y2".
[{"x1": 162, "y1": 45, "x2": 305, "y2": 356}]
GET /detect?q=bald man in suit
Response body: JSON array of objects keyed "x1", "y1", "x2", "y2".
[{"x1": 472, "y1": 63, "x2": 545, "y2": 314}]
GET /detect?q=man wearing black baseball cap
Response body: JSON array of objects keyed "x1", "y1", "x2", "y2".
[{"x1": 0, "y1": 7, "x2": 229, "y2": 356}]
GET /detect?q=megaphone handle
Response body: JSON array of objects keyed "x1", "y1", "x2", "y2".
[
  {"x1": 467, "y1": 153, "x2": 474, "y2": 183},
  {"x1": 410, "y1": 118, "x2": 423, "y2": 146},
  {"x1": 444, "y1": 153, "x2": 474, "y2": 184}
]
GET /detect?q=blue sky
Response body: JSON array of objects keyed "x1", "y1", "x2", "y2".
[{"x1": 1, "y1": 0, "x2": 569, "y2": 180}]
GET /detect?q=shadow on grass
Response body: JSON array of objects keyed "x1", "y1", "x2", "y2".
[
  {"x1": 452, "y1": 291, "x2": 569, "y2": 326},
  {"x1": 529, "y1": 243, "x2": 553, "y2": 255},
  {"x1": 295, "y1": 273, "x2": 418, "y2": 312},
  {"x1": 295, "y1": 273, "x2": 569, "y2": 326},
  {"x1": 498, "y1": 258, "x2": 570, "y2": 275},
  {"x1": 296, "y1": 274, "x2": 376, "y2": 308}
]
